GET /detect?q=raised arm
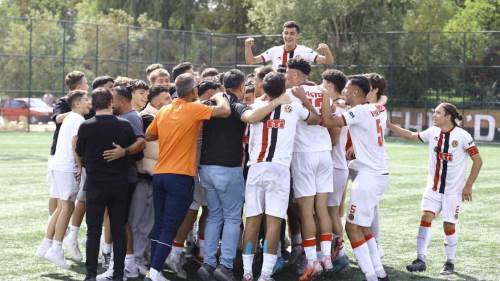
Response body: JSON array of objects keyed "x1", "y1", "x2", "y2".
[
  {"x1": 315, "y1": 43, "x2": 334, "y2": 65},
  {"x1": 321, "y1": 88, "x2": 345, "y2": 128},
  {"x1": 387, "y1": 122, "x2": 420, "y2": 141},
  {"x1": 241, "y1": 93, "x2": 290, "y2": 124},
  {"x1": 245, "y1": 38, "x2": 265, "y2": 65}
]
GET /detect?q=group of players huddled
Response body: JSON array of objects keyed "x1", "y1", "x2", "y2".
[{"x1": 36, "y1": 20, "x2": 482, "y2": 281}]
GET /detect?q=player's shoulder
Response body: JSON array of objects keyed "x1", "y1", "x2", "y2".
[
  {"x1": 453, "y1": 126, "x2": 473, "y2": 139},
  {"x1": 266, "y1": 45, "x2": 283, "y2": 54},
  {"x1": 296, "y1": 44, "x2": 315, "y2": 53}
]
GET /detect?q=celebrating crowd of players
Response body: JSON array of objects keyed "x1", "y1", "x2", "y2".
[{"x1": 35, "y1": 21, "x2": 482, "y2": 281}]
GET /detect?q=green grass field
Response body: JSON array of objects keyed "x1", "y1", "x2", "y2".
[{"x1": 1, "y1": 132, "x2": 499, "y2": 281}]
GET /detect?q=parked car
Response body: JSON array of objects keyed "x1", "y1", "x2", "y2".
[{"x1": 0, "y1": 98, "x2": 53, "y2": 124}]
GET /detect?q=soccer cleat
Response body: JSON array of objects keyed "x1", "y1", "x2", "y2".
[
  {"x1": 406, "y1": 259, "x2": 427, "y2": 272},
  {"x1": 298, "y1": 261, "x2": 323, "y2": 281},
  {"x1": 242, "y1": 272, "x2": 253, "y2": 281},
  {"x1": 440, "y1": 262, "x2": 454, "y2": 275},
  {"x1": 213, "y1": 265, "x2": 236, "y2": 281},
  {"x1": 44, "y1": 244, "x2": 70, "y2": 269},
  {"x1": 165, "y1": 252, "x2": 187, "y2": 279},
  {"x1": 320, "y1": 255, "x2": 333, "y2": 271},
  {"x1": 197, "y1": 264, "x2": 215, "y2": 281},
  {"x1": 271, "y1": 256, "x2": 285, "y2": 274},
  {"x1": 331, "y1": 255, "x2": 349, "y2": 273},
  {"x1": 63, "y1": 237, "x2": 83, "y2": 262},
  {"x1": 36, "y1": 239, "x2": 52, "y2": 259}
]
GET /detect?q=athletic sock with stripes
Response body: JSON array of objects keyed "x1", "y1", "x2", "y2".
[
  {"x1": 352, "y1": 239, "x2": 377, "y2": 281},
  {"x1": 444, "y1": 229, "x2": 458, "y2": 263},
  {"x1": 417, "y1": 220, "x2": 432, "y2": 262}
]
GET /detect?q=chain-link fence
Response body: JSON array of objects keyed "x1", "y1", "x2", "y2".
[{"x1": 0, "y1": 17, "x2": 498, "y2": 133}]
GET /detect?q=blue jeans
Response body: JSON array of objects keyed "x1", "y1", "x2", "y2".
[
  {"x1": 150, "y1": 173, "x2": 194, "y2": 271},
  {"x1": 199, "y1": 165, "x2": 245, "y2": 269}
]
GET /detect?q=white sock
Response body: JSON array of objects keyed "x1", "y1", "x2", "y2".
[
  {"x1": 53, "y1": 240, "x2": 63, "y2": 247},
  {"x1": 149, "y1": 268, "x2": 160, "y2": 280},
  {"x1": 320, "y1": 233, "x2": 332, "y2": 258},
  {"x1": 371, "y1": 207, "x2": 381, "y2": 243},
  {"x1": 366, "y1": 235, "x2": 386, "y2": 278},
  {"x1": 303, "y1": 238, "x2": 317, "y2": 266},
  {"x1": 43, "y1": 238, "x2": 53, "y2": 246},
  {"x1": 68, "y1": 225, "x2": 79, "y2": 241},
  {"x1": 444, "y1": 230, "x2": 458, "y2": 263},
  {"x1": 242, "y1": 254, "x2": 254, "y2": 276},
  {"x1": 417, "y1": 222, "x2": 432, "y2": 262},
  {"x1": 103, "y1": 242, "x2": 112, "y2": 254},
  {"x1": 261, "y1": 253, "x2": 277, "y2": 277},
  {"x1": 317, "y1": 251, "x2": 323, "y2": 260},
  {"x1": 352, "y1": 240, "x2": 376, "y2": 277}
]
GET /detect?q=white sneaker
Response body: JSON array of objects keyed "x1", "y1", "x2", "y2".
[
  {"x1": 150, "y1": 269, "x2": 170, "y2": 281},
  {"x1": 63, "y1": 237, "x2": 82, "y2": 261},
  {"x1": 36, "y1": 239, "x2": 52, "y2": 258},
  {"x1": 44, "y1": 244, "x2": 70, "y2": 269},
  {"x1": 137, "y1": 262, "x2": 149, "y2": 276},
  {"x1": 125, "y1": 258, "x2": 139, "y2": 278},
  {"x1": 96, "y1": 267, "x2": 127, "y2": 281},
  {"x1": 165, "y1": 252, "x2": 187, "y2": 279}
]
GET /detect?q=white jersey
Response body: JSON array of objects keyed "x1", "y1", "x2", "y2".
[
  {"x1": 49, "y1": 112, "x2": 85, "y2": 173},
  {"x1": 331, "y1": 107, "x2": 348, "y2": 170},
  {"x1": 418, "y1": 126, "x2": 478, "y2": 195},
  {"x1": 248, "y1": 101, "x2": 309, "y2": 167},
  {"x1": 342, "y1": 103, "x2": 389, "y2": 174},
  {"x1": 288, "y1": 84, "x2": 332, "y2": 153},
  {"x1": 260, "y1": 44, "x2": 319, "y2": 70}
]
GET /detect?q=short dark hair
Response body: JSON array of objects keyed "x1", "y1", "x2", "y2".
[
  {"x1": 201, "y1": 67, "x2": 219, "y2": 78},
  {"x1": 65, "y1": 71, "x2": 85, "y2": 90},
  {"x1": 255, "y1": 66, "x2": 274, "y2": 80},
  {"x1": 67, "y1": 90, "x2": 86, "y2": 109},
  {"x1": 113, "y1": 85, "x2": 132, "y2": 101},
  {"x1": 113, "y1": 76, "x2": 133, "y2": 87},
  {"x1": 365, "y1": 73, "x2": 386, "y2": 101},
  {"x1": 92, "y1": 76, "x2": 114, "y2": 90},
  {"x1": 146, "y1": 63, "x2": 164, "y2": 77},
  {"x1": 172, "y1": 62, "x2": 193, "y2": 81},
  {"x1": 283, "y1": 21, "x2": 300, "y2": 33},
  {"x1": 223, "y1": 69, "x2": 246, "y2": 90},
  {"x1": 175, "y1": 73, "x2": 196, "y2": 98},
  {"x1": 148, "y1": 85, "x2": 170, "y2": 102},
  {"x1": 245, "y1": 84, "x2": 255, "y2": 93},
  {"x1": 91, "y1": 87, "x2": 113, "y2": 110},
  {"x1": 287, "y1": 57, "x2": 311, "y2": 76},
  {"x1": 131, "y1": 79, "x2": 149, "y2": 91},
  {"x1": 198, "y1": 80, "x2": 221, "y2": 96},
  {"x1": 322, "y1": 69, "x2": 347, "y2": 93},
  {"x1": 263, "y1": 72, "x2": 286, "y2": 98},
  {"x1": 348, "y1": 75, "x2": 371, "y2": 96}
]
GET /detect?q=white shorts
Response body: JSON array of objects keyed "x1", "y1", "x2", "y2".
[
  {"x1": 347, "y1": 172, "x2": 388, "y2": 227},
  {"x1": 245, "y1": 162, "x2": 290, "y2": 219},
  {"x1": 291, "y1": 151, "x2": 333, "y2": 199},
  {"x1": 49, "y1": 170, "x2": 79, "y2": 202},
  {"x1": 190, "y1": 174, "x2": 207, "y2": 210},
  {"x1": 328, "y1": 168, "x2": 349, "y2": 207},
  {"x1": 76, "y1": 168, "x2": 86, "y2": 202},
  {"x1": 421, "y1": 189, "x2": 461, "y2": 224}
]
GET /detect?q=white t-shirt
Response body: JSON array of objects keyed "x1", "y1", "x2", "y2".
[
  {"x1": 418, "y1": 126, "x2": 478, "y2": 195},
  {"x1": 49, "y1": 112, "x2": 85, "y2": 172},
  {"x1": 248, "y1": 101, "x2": 309, "y2": 167},
  {"x1": 342, "y1": 103, "x2": 389, "y2": 174},
  {"x1": 260, "y1": 45, "x2": 319, "y2": 70},
  {"x1": 331, "y1": 107, "x2": 348, "y2": 170},
  {"x1": 287, "y1": 84, "x2": 332, "y2": 153}
]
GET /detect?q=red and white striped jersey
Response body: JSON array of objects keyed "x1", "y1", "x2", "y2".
[
  {"x1": 342, "y1": 103, "x2": 389, "y2": 174},
  {"x1": 248, "y1": 101, "x2": 309, "y2": 167},
  {"x1": 287, "y1": 84, "x2": 332, "y2": 153},
  {"x1": 418, "y1": 126, "x2": 479, "y2": 195},
  {"x1": 331, "y1": 107, "x2": 349, "y2": 170},
  {"x1": 260, "y1": 45, "x2": 319, "y2": 70}
]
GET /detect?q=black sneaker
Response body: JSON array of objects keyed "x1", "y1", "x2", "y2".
[
  {"x1": 213, "y1": 265, "x2": 236, "y2": 281},
  {"x1": 440, "y1": 262, "x2": 454, "y2": 275},
  {"x1": 378, "y1": 275, "x2": 390, "y2": 281},
  {"x1": 406, "y1": 259, "x2": 427, "y2": 272},
  {"x1": 198, "y1": 263, "x2": 216, "y2": 281}
]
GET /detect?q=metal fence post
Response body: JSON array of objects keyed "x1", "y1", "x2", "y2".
[
  {"x1": 95, "y1": 24, "x2": 99, "y2": 76},
  {"x1": 62, "y1": 20, "x2": 67, "y2": 96},
  {"x1": 209, "y1": 33, "x2": 213, "y2": 65},
  {"x1": 234, "y1": 36, "x2": 238, "y2": 69},
  {"x1": 424, "y1": 32, "x2": 431, "y2": 125},
  {"x1": 462, "y1": 32, "x2": 467, "y2": 111},
  {"x1": 125, "y1": 26, "x2": 130, "y2": 76},
  {"x1": 27, "y1": 18, "x2": 33, "y2": 132},
  {"x1": 183, "y1": 31, "x2": 187, "y2": 61},
  {"x1": 155, "y1": 28, "x2": 160, "y2": 62}
]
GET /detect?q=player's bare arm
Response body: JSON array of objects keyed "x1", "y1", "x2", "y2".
[
  {"x1": 387, "y1": 122, "x2": 420, "y2": 141},
  {"x1": 244, "y1": 38, "x2": 265, "y2": 65},
  {"x1": 103, "y1": 137, "x2": 146, "y2": 162},
  {"x1": 71, "y1": 135, "x2": 82, "y2": 182},
  {"x1": 210, "y1": 92, "x2": 231, "y2": 118},
  {"x1": 315, "y1": 43, "x2": 334, "y2": 65},
  {"x1": 290, "y1": 86, "x2": 320, "y2": 125},
  {"x1": 320, "y1": 88, "x2": 345, "y2": 128},
  {"x1": 55, "y1": 112, "x2": 71, "y2": 124},
  {"x1": 463, "y1": 153, "x2": 482, "y2": 202},
  {"x1": 241, "y1": 93, "x2": 290, "y2": 124}
]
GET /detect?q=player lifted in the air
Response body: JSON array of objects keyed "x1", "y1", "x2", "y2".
[
  {"x1": 244, "y1": 21, "x2": 334, "y2": 70},
  {"x1": 388, "y1": 103, "x2": 482, "y2": 275}
]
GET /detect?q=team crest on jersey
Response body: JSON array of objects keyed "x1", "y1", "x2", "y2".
[
  {"x1": 452, "y1": 140, "x2": 458, "y2": 148},
  {"x1": 284, "y1": 104, "x2": 293, "y2": 113}
]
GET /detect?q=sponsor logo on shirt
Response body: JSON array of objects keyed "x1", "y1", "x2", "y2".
[
  {"x1": 451, "y1": 140, "x2": 458, "y2": 148},
  {"x1": 349, "y1": 111, "x2": 355, "y2": 118},
  {"x1": 265, "y1": 119, "x2": 285, "y2": 129}
]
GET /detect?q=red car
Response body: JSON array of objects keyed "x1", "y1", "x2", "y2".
[{"x1": 0, "y1": 98, "x2": 53, "y2": 124}]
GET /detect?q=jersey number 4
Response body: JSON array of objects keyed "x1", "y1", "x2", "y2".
[{"x1": 376, "y1": 119, "x2": 384, "y2": 146}]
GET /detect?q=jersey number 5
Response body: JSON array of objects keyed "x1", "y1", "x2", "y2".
[{"x1": 376, "y1": 119, "x2": 384, "y2": 146}]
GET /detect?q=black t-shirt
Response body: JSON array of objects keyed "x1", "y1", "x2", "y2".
[
  {"x1": 200, "y1": 92, "x2": 250, "y2": 167},
  {"x1": 76, "y1": 115, "x2": 136, "y2": 185},
  {"x1": 50, "y1": 97, "x2": 95, "y2": 155}
]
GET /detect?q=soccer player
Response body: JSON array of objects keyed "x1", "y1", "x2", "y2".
[
  {"x1": 284, "y1": 58, "x2": 334, "y2": 280},
  {"x1": 149, "y1": 68, "x2": 171, "y2": 87},
  {"x1": 387, "y1": 103, "x2": 482, "y2": 275},
  {"x1": 92, "y1": 76, "x2": 115, "y2": 90},
  {"x1": 245, "y1": 21, "x2": 334, "y2": 70},
  {"x1": 146, "y1": 63, "x2": 164, "y2": 83},
  {"x1": 254, "y1": 66, "x2": 274, "y2": 98},
  {"x1": 37, "y1": 90, "x2": 90, "y2": 268},
  {"x1": 241, "y1": 72, "x2": 319, "y2": 281},
  {"x1": 131, "y1": 80, "x2": 150, "y2": 111},
  {"x1": 321, "y1": 75, "x2": 390, "y2": 281}
]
